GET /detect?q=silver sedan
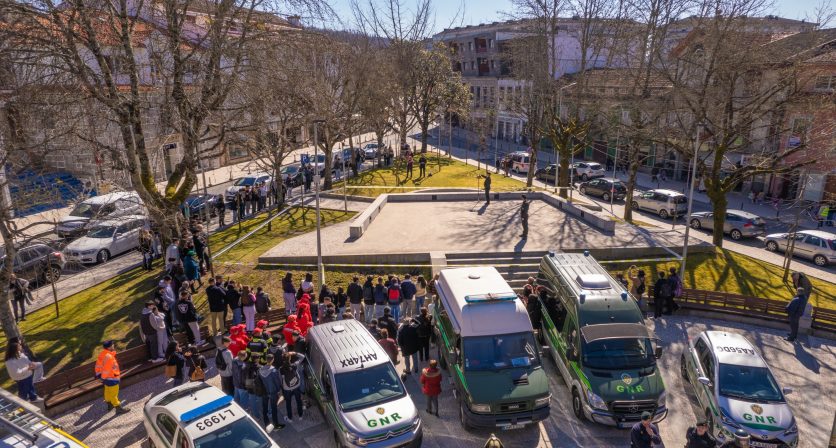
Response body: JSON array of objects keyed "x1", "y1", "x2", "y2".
[{"x1": 689, "y1": 210, "x2": 766, "y2": 240}]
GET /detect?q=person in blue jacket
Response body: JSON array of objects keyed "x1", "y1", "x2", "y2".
[{"x1": 785, "y1": 287, "x2": 808, "y2": 342}]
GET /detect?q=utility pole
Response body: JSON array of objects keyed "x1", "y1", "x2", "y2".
[
  {"x1": 313, "y1": 120, "x2": 325, "y2": 287},
  {"x1": 679, "y1": 124, "x2": 701, "y2": 282}
]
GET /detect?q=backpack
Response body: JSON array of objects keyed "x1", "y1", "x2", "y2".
[
  {"x1": 215, "y1": 348, "x2": 228, "y2": 371},
  {"x1": 388, "y1": 286, "x2": 400, "y2": 302},
  {"x1": 255, "y1": 293, "x2": 270, "y2": 313},
  {"x1": 659, "y1": 279, "x2": 673, "y2": 298},
  {"x1": 281, "y1": 364, "x2": 300, "y2": 390},
  {"x1": 242, "y1": 293, "x2": 253, "y2": 307}
]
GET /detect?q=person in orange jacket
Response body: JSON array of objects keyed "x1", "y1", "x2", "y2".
[
  {"x1": 283, "y1": 315, "x2": 301, "y2": 344},
  {"x1": 295, "y1": 296, "x2": 313, "y2": 336},
  {"x1": 95, "y1": 340, "x2": 128, "y2": 414}
]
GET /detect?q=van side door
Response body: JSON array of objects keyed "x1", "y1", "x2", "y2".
[{"x1": 319, "y1": 365, "x2": 338, "y2": 427}]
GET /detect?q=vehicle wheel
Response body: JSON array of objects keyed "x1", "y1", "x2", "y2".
[
  {"x1": 459, "y1": 398, "x2": 472, "y2": 431},
  {"x1": 814, "y1": 254, "x2": 828, "y2": 266},
  {"x1": 572, "y1": 388, "x2": 586, "y2": 421},
  {"x1": 579, "y1": 186, "x2": 587, "y2": 195},
  {"x1": 438, "y1": 345, "x2": 447, "y2": 370},
  {"x1": 659, "y1": 209, "x2": 669, "y2": 219},
  {"x1": 631, "y1": 201, "x2": 639, "y2": 210},
  {"x1": 43, "y1": 265, "x2": 61, "y2": 284},
  {"x1": 730, "y1": 229, "x2": 743, "y2": 240},
  {"x1": 581, "y1": 173, "x2": 589, "y2": 181},
  {"x1": 766, "y1": 240, "x2": 779, "y2": 252},
  {"x1": 602, "y1": 192, "x2": 610, "y2": 201},
  {"x1": 690, "y1": 219, "x2": 702, "y2": 230},
  {"x1": 96, "y1": 249, "x2": 110, "y2": 264},
  {"x1": 680, "y1": 354, "x2": 688, "y2": 379}
]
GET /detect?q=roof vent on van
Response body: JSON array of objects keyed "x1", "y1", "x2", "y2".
[
  {"x1": 331, "y1": 325, "x2": 345, "y2": 333},
  {"x1": 576, "y1": 274, "x2": 609, "y2": 289},
  {"x1": 468, "y1": 273, "x2": 481, "y2": 280}
]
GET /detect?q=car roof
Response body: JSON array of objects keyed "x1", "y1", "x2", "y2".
[
  {"x1": 92, "y1": 215, "x2": 147, "y2": 226},
  {"x1": 703, "y1": 331, "x2": 765, "y2": 368},
  {"x1": 146, "y1": 382, "x2": 225, "y2": 420},
  {"x1": 726, "y1": 209, "x2": 760, "y2": 219},
  {"x1": 799, "y1": 229, "x2": 836, "y2": 239},
  {"x1": 650, "y1": 189, "x2": 684, "y2": 196},
  {"x1": 436, "y1": 267, "x2": 532, "y2": 337},
  {"x1": 82, "y1": 191, "x2": 138, "y2": 205},
  {"x1": 306, "y1": 319, "x2": 389, "y2": 374}
]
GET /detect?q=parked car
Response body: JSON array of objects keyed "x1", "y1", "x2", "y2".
[
  {"x1": 362, "y1": 143, "x2": 379, "y2": 159},
  {"x1": 0, "y1": 243, "x2": 65, "y2": 285},
  {"x1": 303, "y1": 154, "x2": 338, "y2": 177},
  {"x1": 54, "y1": 191, "x2": 144, "y2": 239},
  {"x1": 632, "y1": 189, "x2": 688, "y2": 219},
  {"x1": 534, "y1": 164, "x2": 558, "y2": 184},
  {"x1": 181, "y1": 194, "x2": 219, "y2": 219},
  {"x1": 680, "y1": 331, "x2": 798, "y2": 448},
  {"x1": 63, "y1": 215, "x2": 147, "y2": 264},
  {"x1": 689, "y1": 210, "x2": 766, "y2": 240},
  {"x1": 509, "y1": 151, "x2": 531, "y2": 174},
  {"x1": 224, "y1": 173, "x2": 272, "y2": 206},
  {"x1": 764, "y1": 229, "x2": 836, "y2": 266},
  {"x1": 570, "y1": 162, "x2": 606, "y2": 181},
  {"x1": 578, "y1": 178, "x2": 627, "y2": 201},
  {"x1": 280, "y1": 164, "x2": 303, "y2": 187}
]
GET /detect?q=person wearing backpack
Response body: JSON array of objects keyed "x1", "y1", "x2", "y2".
[
  {"x1": 250, "y1": 357, "x2": 268, "y2": 420},
  {"x1": 280, "y1": 351, "x2": 306, "y2": 422},
  {"x1": 257, "y1": 354, "x2": 285, "y2": 432},
  {"x1": 184, "y1": 345, "x2": 207, "y2": 383},
  {"x1": 387, "y1": 277, "x2": 402, "y2": 323},
  {"x1": 164, "y1": 341, "x2": 186, "y2": 388},
  {"x1": 216, "y1": 337, "x2": 234, "y2": 396},
  {"x1": 653, "y1": 271, "x2": 672, "y2": 319},
  {"x1": 255, "y1": 287, "x2": 271, "y2": 314}
]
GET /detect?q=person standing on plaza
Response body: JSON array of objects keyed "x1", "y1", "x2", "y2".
[
  {"x1": 216, "y1": 194, "x2": 226, "y2": 227},
  {"x1": 373, "y1": 277, "x2": 388, "y2": 319},
  {"x1": 667, "y1": 266, "x2": 682, "y2": 313},
  {"x1": 791, "y1": 271, "x2": 813, "y2": 301},
  {"x1": 232, "y1": 351, "x2": 249, "y2": 407},
  {"x1": 419, "y1": 359, "x2": 441, "y2": 416},
  {"x1": 282, "y1": 273, "x2": 297, "y2": 315},
  {"x1": 347, "y1": 276, "x2": 363, "y2": 319},
  {"x1": 483, "y1": 172, "x2": 492, "y2": 204},
  {"x1": 251, "y1": 184, "x2": 261, "y2": 214},
  {"x1": 414, "y1": 275, "x2": 428, "y2": 315},
  {"x1": 182, "y1": 250, "x2": 201, "y2": 292},
  {"x1": 150, "y1": 305, "x2": 169, "y2": 360},
  {"x1": 397, "y1": 317, "x2": 420, "y2": 375},
  {"x1": 206, "y1": 278, "x2": 227, "y2": 338},
  {"x1": 255, "y1": 286, "x2": 271, "y2": 314},
  {"x1": 216, "y1": 337, "x2": 235, "y2": 395},
  {"x1": 378, "y1": 328, "x2": 399, "y2": 364},
  {"x1": 96, "y1": 340, "x2": 128, "y2": 414},
  {"x1": 629, "y1": 267, "x2": 647, "y2": 312},
  {"x1": 652, "y1": 271, "x2": 671, "y2": 319},
  {"x1": 406, "y1": 153, "x2": 414, "y2": 178},
  {"x1": 630, "y1": 411, "x2": 661, "y2": 448},
  {"x1": 140, "y1": 300, "x2": 162, "y2": 362},
  {"x1": 5, "y1": 340, "x2": 41, "y2": 402},
  {"x1": 300, "y1": 272, "x2": 315, "y2": 301},
  {"x1": 388, "y1": 276, "x2": 402, "y2": 323},
  {"x1": 241, "y1": 285, "x2": 257, "y2": 332},
  {"x1": 8, "y1": 274, "x2": 31, "y2": 323},
  {"x1": 362, "y1": 276, "x2": 375, "y2": 322},
  {"x1": 379, "y1": 307, "x2": 398, "y2": 342},
  {"x1": 685, "y1": 420, "x2": 716, "y2": 448},
  {"x1": 818, "y1": 202, "x2": 830, "y2": 228},
  {"x1": 165, "y1": 341, "x2": 186, "y2": 387},
  {"x1": 184, "y1": 345, "x2": 207, "y2": 382},
  {"x1": 415, "y1": 307, "x2": 432, "y2": 362},
  {"x1": 280, "y1": 351, "x2": 305, "y2": 422},
  {"x1": 226, "y1": 280, "x2": 243, "y2": 326},
  {"x1": 165, "y1": 241, "x2": 180, "y2": 272},
  {"x1": 177, "y1": 291, "x2": 204, "y2": 346},
  {"x1": 139, "y1": 229, "x2": 154, "y2": 271},
  {"x1": 156, "y1": 278, "x2": 176, "y2": 333},
  {"x1": 400, "y1": 274, "x2": 417, "y2": 319},
  {"x1": 257, "y1": 354, "x2": 285, "y2": 432},
  {"x1": 519, "y1": 195, "x2": 530, "y2": 239},
  {"x1": 260, "y1": 181, "x2": 270, "y2": 210},
  {"x1": 785, "y1": 287, "x2": 808, "y2": 342}
]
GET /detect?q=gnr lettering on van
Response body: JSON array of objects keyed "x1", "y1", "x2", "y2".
[{"x1": 339, "y1": 353, "x2": 378, "y2": 368}]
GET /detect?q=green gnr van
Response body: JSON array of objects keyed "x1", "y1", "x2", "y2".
[
  {"x1": 433, "y1": 266, "x2": 551, "y2": 431},
  {"x1": 536, "y1": 251, "x2": 667, "y2": 428}
]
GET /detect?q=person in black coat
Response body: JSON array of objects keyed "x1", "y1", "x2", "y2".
[
  {"x1": 206, "y1": 279, "x2": 228, "y2": 337},
  {"x1": 685, "y1": 421, "x2": 716, "y2": 448},
  {"x1": 630, "y1": 412, "x2": 662, "y2": 448},
  {"x1": 379, "y1": 308, "x2": 398, "y2": 341},
  {"x1": 165, "y1": 341, "x2": 186, "y2": 387},
  {"x1": 397, "y1": 318, "x2": 421, "y2": 375},
  {"x1": 225, "y1": 280, "x2": 243, "y2": 327},
  {"x1": 526, "y1": 294, "x2": 543, "y2": 331}
]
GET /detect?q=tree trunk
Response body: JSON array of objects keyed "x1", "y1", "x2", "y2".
[
  {"x1": 623, "y1": 149, "x2": 641, "y2": 223},
  {"x1": 558, "y1": 151, "x2": 571, "y2": 199},
  {"x1": 0, "y1": 219, "x2": 20, "y2": 340},
  {"x1": 420, "y1": 117, "x2": 429, "y2": 153},
  {"x1": 526, "y1": 142, "x2": 538, "y2": 187},
  {"x1": 708, "y1": 189, "x2": 728, "y2": 248}
]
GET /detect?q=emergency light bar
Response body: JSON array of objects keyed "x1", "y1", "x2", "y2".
[
  {"x1": 464, "y1": 292, "x2": 517, "y2": 303},
  {"x1": 180, "y1": 395, "x2": 233, "y2": 423}
]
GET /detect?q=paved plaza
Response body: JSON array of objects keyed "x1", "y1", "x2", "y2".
[{"x1": 54, "y1": 315, "x2": 835, "y2": 448}]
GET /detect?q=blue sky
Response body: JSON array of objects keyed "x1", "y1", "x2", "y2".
[{"x1": 330, "y1": 0, "x2": 824, "y2": 32}]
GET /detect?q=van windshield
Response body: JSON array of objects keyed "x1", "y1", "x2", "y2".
[
  {"x1": 69, "y1": 203, "x2": 102, "y2": 218},
  {"x1": 463, "y1": 332, "x2": 540, "y2": 371},
  {"x1": 335, "y1": 363, "x2": 405, "y2": 412},
  {"x1": 582, "y1": 337, "x2": 655, "y2": 370}
]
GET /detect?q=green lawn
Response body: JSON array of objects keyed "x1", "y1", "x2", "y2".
[
  {"x1": 5, "y1": 206, "x2": 353, "y2": 381},
  {"x1": 335, "y1": 155, "x2": 532, "y2": 197},
  {"x1": 604, "y1": 248, "x2": 836, "y2": 309}
]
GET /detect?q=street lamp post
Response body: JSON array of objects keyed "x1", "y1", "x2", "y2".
[
  {"x1": 679, "y1": 124, "x2": 701, "y2": 282},
  {"x1": 313, "y1": 120, "x2": 325, "y2": 287}
]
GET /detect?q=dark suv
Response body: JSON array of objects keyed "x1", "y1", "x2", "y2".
[
  {"x1": 578, "y1": 178, "x2": 627, "y2": 201},
  {"x1": 0, "y1": 243, "x2": 66, "y2": 286}
]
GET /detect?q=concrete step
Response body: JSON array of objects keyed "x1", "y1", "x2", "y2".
[{"x1": 445, "y1": 251, "x2": 548, "y2": 261}]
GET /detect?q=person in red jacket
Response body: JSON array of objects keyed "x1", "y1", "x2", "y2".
[
  {"x1": 420, "y1": 359, "x2": 442, "y2": 416},
  {"x1": 283, "y1": 315, "x2": 301, "y2": 343},
  {"x1": 296, "y1": 301, "x2": 313, "y2": 336},
  {"x1": 228, "y1": 324, "x2": 250, "y2": 357}
]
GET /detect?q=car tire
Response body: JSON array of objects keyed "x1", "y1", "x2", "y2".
[
  {"x1": 680, "y1": 354, "x2": 688, "y2": 379},
  {"x1": 631, "y1": 201, "x2": 639, "y2": 210},
  {"x1": 602, "y1": 192, "x2": 610, "y2": 201},
  {"x1": 766, "y1": 240, "x2": 779, "y2": 252},
  {"x1": 581, "y1": 173, "x2": 588, "y2": 181},
  {"x1": 459, "y1": 398, "x2": 472, "y2": 431},
  {"x1": 730, "y1": 229, "x2": 743, "y2": 240},
  {"x1": 814, "y1": 254, "x2": 828, "y2": 266},
  {"x1": 579, "y1": 186, "x2": 587, "y2": 195},
  {"x1": 690, "y1": 219, "x2": 701, "y2": 230},
  {"x1": 659, "y1": 209, "x2": 669, "y2": 219},
  {"x1": 96, "y1": 249, "x2": 111, "y2": 264},
  {"x1": 572, "y1": 387, "x2": 586, "y2": 421},
  {"x1": 43, "y1": 264, "x2": 61, "y2": 284}
]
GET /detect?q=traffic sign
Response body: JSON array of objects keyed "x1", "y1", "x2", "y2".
[{"x1": 301, "y1": 154, "x2": 309, "y2": 165}]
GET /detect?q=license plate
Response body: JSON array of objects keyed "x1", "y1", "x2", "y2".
[
  {"x1": 749, "y1": 441, "x2": 778, "y2": 448},
  {"x1": 502, "y1": 423, "x2": 526, "y2": 430}
]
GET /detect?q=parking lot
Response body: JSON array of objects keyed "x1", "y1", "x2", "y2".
[{"x1": 55, "y1": 314, "x2": 833, "y2": 448}]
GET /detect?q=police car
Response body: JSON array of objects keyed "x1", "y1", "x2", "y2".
[
  {"x1": 143, "y1": 382, "x2": 280, "y2": 448},
  {"x1": 681, "y1": 331, "x2": 798, "y2": 448}
]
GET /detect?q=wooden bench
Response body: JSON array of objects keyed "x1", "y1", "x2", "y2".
[
  {"x1": 812, "y1": 308, "x2": 836, "y2": 332},
  {"x1": 649, "y1": 288, "x2": 787, "y2": 323}
]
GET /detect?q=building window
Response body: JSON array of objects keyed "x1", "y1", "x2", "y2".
[
  {"x1": 788, "y1": 117, "x2": 811, "y2": 148},
  {"x1": 814, "y1": 75, "x2": 836, "y2": 91},
  {"x1": 488, "y1": 39, "x2": 493, "y2": 48},
  {"x1": 227, "y1": 144, "x2": 249, "y2": 159}
]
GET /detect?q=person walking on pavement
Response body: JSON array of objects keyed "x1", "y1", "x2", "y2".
[
  {"x1": 419, "y1": 359, "x2": 441, "y2": 416},
  {"x1": 685, "y1": 420, "x2": 716, "y2": 448},
  {"x1": 482, "y1": 172, "x2": 492, "y2": 204},
  {"x1": 397, "y1": 317, "x2": 420, "y2": 376},
  {"x1": 206, "y1": 278, "x2": 227, "y2": 337},
  {"x1": 817, "y1": 202, "x2": 830, "y2": 228},
  {"x1": 630, "y1": 411, "x2": 661, "y2": 448},
  {"x1": 257, "y1": 354, "x2": 286, "y2": 432},
  {"x1": 785, "y1": 287, "x2": 808, "y2": 342},
  {"x1": 652, "y1": 271, "x2": 671, "y2": 319},
  {"x1": 719, "y1": 429, "x2": 751, "y2": 448},
  {"x1": 139, "y1": 229, "x2": 154, "y2": 271},
  {"x1": 96, "y1": 340, "x2": 128, "y2": 414},
  {"x1": 519, "y1": 195, "x2": 530, "y2": 239},
  {"x1": 140, "y1": 300, "x2": 162, "y2": 362},
  {"x1": 8, "y1": 274, "x2": 31, "y2": 322},
  {"x1": 279, "y1": 351, "x2": 305, "y2": 422},
  {"x1": 216, "y1": 194, "x2": 226, "y2": 227}
]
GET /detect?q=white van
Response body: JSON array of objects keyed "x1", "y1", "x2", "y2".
[
  {"x1": 55, "y1": 191, "x2": 145, "y2": 239},
  {"x1": 509, "y1": 152, "x2": 531, "y2": 174},
  {"x1": 306, "y1": 319, "x2": 422, "y2": 447}
]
